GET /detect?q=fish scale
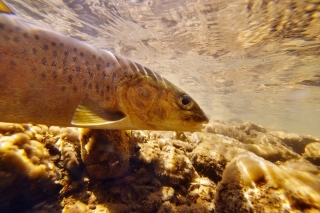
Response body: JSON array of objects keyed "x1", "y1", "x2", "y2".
[
  {"x1": 0, "y1": 0, "x2": 208, "y2": 131},
  {"x1": 1, "y1": 16, "x2": 124, "y2": 120}
]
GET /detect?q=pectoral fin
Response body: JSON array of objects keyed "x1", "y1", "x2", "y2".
[
  {"x1": 0, "y1": 0, "x2": 15, "y2": 14},
  {"x1": 71, "y1": 99, "x2": 125, "y2": 127}
]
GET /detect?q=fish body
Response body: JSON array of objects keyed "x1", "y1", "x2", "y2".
[{"x1": 0, "y1": 1, "x2": 208, "y2": 131}]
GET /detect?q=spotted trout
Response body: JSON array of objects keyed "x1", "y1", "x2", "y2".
[{"x1": 0, "y1": 1, "x2": 208, "y2": 131}]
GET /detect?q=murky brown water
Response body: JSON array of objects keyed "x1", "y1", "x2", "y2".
[{"x1": 6, "y1": 0, "x2": 320, "y2": 136}]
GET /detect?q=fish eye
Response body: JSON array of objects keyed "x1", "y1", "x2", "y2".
[{"x1": 178, "y1": 95, "x2": 194, "y2": 110}]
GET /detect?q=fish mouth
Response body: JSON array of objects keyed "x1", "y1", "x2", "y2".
[
  {"x1": 182, "y1": 112, "x2": 209, "y2": 129},
  {"x1": 184, "y1": 112, "x2": 209, "y2": 122}
]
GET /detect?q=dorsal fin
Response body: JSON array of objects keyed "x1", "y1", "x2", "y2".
[{"x1": 0, "y1": 0, "x2": 15, "y2": 14}]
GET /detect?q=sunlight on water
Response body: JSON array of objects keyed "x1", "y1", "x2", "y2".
[{"x1": 6, "y1": 0, "x2": 320, "y2": 136}]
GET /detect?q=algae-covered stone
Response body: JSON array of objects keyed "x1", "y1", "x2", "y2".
[
  {"x1": 191, "y1": 135, "x2": 227, "y2": 183},
  {"x1": 154, "y1": 145, "x2": 195, "y2": 185},
  {"x1": 204, "y1": 121, "x2": 301, "y2": 162},
  {"x1": 0, "y1": 123, "x2": 62, "y2": 212},
  {"x1": 80, "y1": 129, "x2": 135, "y2": 180},
  {"x1": 60, "y1": 127, "x2": 83, "y2": 179},
  {"x1": 63, "y1": 200, "x2": 87, "y2": 213},
  {"x1": 216, "y1": 152, "x2": 320, "y2": 212},
  {"x1": 0, "y1": 122, "x2": 24, "y2": 134},
  {"x1": 270, "y1": 131, "x2": 320, "y2": 155},
  {"x1": 136, "y1": 131, "x2": 196, "y2": 185},
  {"x1": 2, "y1": 119, "x2": 320, "y2": 213},
  {"x1": 304, "y1": 142, "x2": 320, "y2": 166}
]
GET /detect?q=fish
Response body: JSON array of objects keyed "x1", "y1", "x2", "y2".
[{"x1": 0, "y1": 0, "x2": 208, "y2": 131}]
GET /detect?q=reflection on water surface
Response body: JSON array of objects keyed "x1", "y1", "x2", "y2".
[{"x1": 6, "y1": 0, "x2": 320, "y2": 136}]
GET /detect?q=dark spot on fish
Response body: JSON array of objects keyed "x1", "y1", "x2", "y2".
[
  {"x1": 106, "y1": 62, "x2": 110, "y2": 67},
  {"x1": 63, "y1": 68, "x2": 67, "y2": 74},
  {"x1": 31, "y1": 67, "x2": 37, "y2": 72},
  {"x1": 13, "y1": 37, "x2": 19, "y2": 43},
  {"x1": 73, "y1": 56, "x2": 77, "y2": 62},
  {"x1": 96, "y1": 63, "x2": 101, "y2": 70},
  {"x1": 15, "y1": 26, "x2": 21, "y2": 32},
  {"x1": 112, "y1": 73, "x2": 116, "y2": 82},
  {"x1": 53, "y1": 70, "x2": 58, "y2": 78},
  {"x1": 22, "y1": 49, "x2": 28, "y2": 56},
  {"x1": 73, "y1": 47, "x2": 77, "y2": 52},
  {"x1": 100, "y1": 90, "x2": 104, "y2": 97},
  {"x1": 41, "y1": 72, "x2": 46, "y2": 79},
  {"x1": 0, "y1": 23, "x2": 4, "y2": 30},
  {"x1": 53, "y1": 50, "x2": 58, "y2": 57},
  {"x1": 10, "y1": 60, "x2": 16, "y2": 66},
  {"x1": 85, "y1": 61, "x2": 89, "y2": 66},
  {"x1": 61, "y1": 85, "x2": 66, "y2": 91},
  {"x1": 88, "y1": 83, "x2": 92, "y2": 89},
  {"x1": 75, "y1": 66, "x2": 81, "y2": 76},
  {"x1": 34, "y1": 34, "x2": 40, "y2": 40},
  {"x1": 52, "y1": 61, "x2": 57, "y2": 67},
  {"x1": 63, "y1": 52, "x2": 69, "y2": 65},
  {"x1": 68, "y1": 75, "x2": 73, "y2": 83},
  {"x1": 62, "y1": 58, "x2": 67, "y2": 66},
  {"x1": 32, "y1": 48, "x2": 37, "y2": 55},
  {"x1": 42, "y1": 58, "x2": 47, "y2": 65},
  {"x1": 60, "y1": 43, "x2": 64, "y2": 47},
  {"x1": 102, "y1": 71, "x2": 106, "y2": 79},
  {"x1": 4, "y1": 35, "x2": 9, "y2": 41},
  {"x1": 95, "y1": 84, "x2": 100, "y2": 93},
  {"x1": 92, "y1": 54, "x2": 96, "y2": 59},
  {"x1": 8, "y1": 28, "x2": 13, "y2": 33},
  {"x1": 23, "y1": 33, "x2": 28, "y2": 38},
  {"x1": 87, "y1": 67, "x2": 93, "y2": 79},
  {"x1": 73, "y1": 86, "x2": 78, "y2": 92},
  {"x1": 106, "y1": 85, "x2": 110, "y2": 92},
  {"x1": 83, "y1": 79, "x2": 87, "y2": 87},
  {"x1": 43, "y1": 44, "x2": 49, "y2": 51},
  {"x1": 98, "y1": 57, "x2": 102, "y2": 61},
  {"x1": 51, "y1": 41, "x2": 56, "y2": 47},
  {"x1": 80, "y1": 52, "x2": 84, "y2": 57}
]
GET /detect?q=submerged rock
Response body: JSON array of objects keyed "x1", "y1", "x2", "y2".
[
  {"x1": 304, "y1": 142, "x2": 320, "y2": 166},
  {"x1": 0, "y1": 123, "x2": 62, "y2": 213},
  {"x1": 1, "y1": 120, "x2": 320, "y2": 212},
  {"x1": 216, "y1": 152, "x2": 320, "y2": 213},
  {"x1": 80, "y1": 129, "x2": 135, "y2": 180},
  {"x1": 270, "y1": 131, "x2": 320, "y2": 155},
  {"x1": 190, "y1": 135, "x2": 228, "y2": 183}
]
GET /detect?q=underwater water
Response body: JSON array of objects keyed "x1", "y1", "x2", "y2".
[
  {"x1": 1, "y1": 1, "x2": 320, "y2": 212},
  {"x1": 6, "y1": 0, "x2": 320, "y2": 136}
]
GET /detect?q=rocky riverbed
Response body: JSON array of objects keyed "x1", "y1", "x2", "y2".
[{"x1": 0, "y1": 120, "x2": 320, "y2": 213}]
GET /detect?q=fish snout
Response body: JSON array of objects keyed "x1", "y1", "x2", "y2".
[{"x1": 182, "y1": 111, "x2": 209, "y2": 128}]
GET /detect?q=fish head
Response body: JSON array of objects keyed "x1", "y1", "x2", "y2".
[{"x1": 119, "y1": 75, "x2": 209, "y2": 131}]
